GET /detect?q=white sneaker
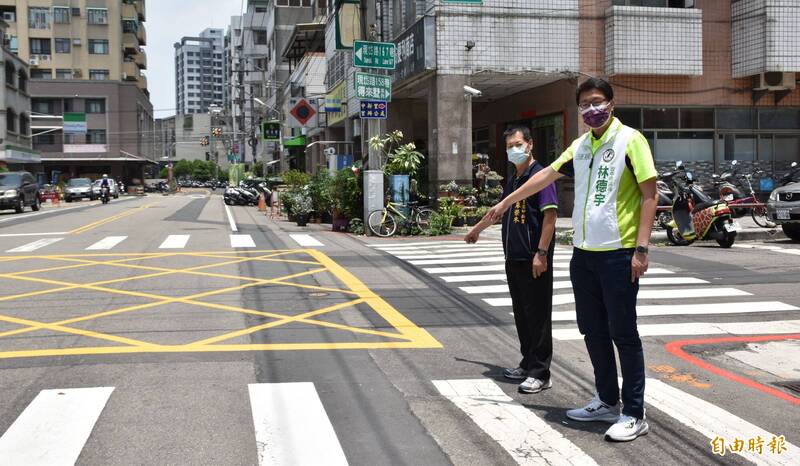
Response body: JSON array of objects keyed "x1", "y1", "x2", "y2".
[
  {"x1": 566, "y1": 396, "x2": 621, "y2": 423},
  {"x1": 605, "y1": 414, "x2": 649, "y2": 442},
  {"x1": 518, "y1": 377, "x2": 552, "y2": 394}
]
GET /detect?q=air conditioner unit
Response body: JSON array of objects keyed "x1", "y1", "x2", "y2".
[
  {"x1": 2, "y1": 12, "x2": 15, "y2": 22},
  {"x1": 754, "y1": 72, "x2": 796, "y2": 91},
  {"x1": 28, "y1": 57, "x2": 39, "y2": 66},
  {"x1": 72, "y1": 38, "x2": 82, "y2": 46}
]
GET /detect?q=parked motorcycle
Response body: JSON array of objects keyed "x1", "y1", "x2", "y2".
[
  {"x1": 662, "y1": 161, "x2": 739, "y2": 248},
  {"x1": 656, "y1": 178, "x2": 675, "y2": 229},
  {"x1": 778, "y1": 161, "x2": 800, "y2": 187}
]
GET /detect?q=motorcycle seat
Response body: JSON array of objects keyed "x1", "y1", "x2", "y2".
[{"x1": 692, "y1": 200, "x2": 725, "y2": 214}]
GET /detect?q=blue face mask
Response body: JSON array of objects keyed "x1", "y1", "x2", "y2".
[{"x1": 507, "y1": 145, "x2": 529, "y2": 165}]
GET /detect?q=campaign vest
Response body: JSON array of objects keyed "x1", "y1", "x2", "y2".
[{"x1": 572, "y1": 123, "x2": 637, "y2": 250}]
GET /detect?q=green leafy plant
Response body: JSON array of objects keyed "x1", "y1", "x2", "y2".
[
  {"x1": 438, "y1": 197, "x2": 463, "y2": 218},
  {"x1": 556, "y1": 229, "x2": 574, "y2": 245},
  {"x1": 308, "y1": 169, "x2": 334, "y2": 214},
  {"x1": 291, "y1": 189, "x2": 313, "y2": 215},
  {"x1": 348, "y1": 218, "x2": 365, "y2": 235},
  {"x1": 439, "y1": 180, "x2": 459, "y2": 194},
  {"x1": 331, "y1": 167, "x2": 362, "y2": 219},
  {"x1": 282, "y1": 169, "x2": 311, "y2": 188},
  {"x1": 427, "y1": 212, "x2": 453, "y2": 236}
]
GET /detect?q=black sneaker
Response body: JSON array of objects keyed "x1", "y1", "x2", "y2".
[{"x1": 503, "y1": 367, "x2": 527, "y2": 380}]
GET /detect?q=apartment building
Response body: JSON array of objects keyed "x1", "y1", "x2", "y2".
[
  {"x1": 0, "y1": 0, "x2": 152, "y2": 185},
  {"x1": 174, "y1": 28, "x2": 226, "y2": 115}
]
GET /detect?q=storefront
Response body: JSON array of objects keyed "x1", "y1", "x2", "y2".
[{"x1": 0, "y1": 145, "x2": 42, "y2": 179}]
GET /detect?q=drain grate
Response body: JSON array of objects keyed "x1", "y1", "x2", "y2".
[
  {"x1": 773, "y1": 380, "x2": 800, "y2": 395},
  {"x1": 308, "y1": 292, "x2": 329, "y2": 297}
]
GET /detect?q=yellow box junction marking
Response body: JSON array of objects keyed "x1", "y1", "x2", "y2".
[{"x1": 0, "y1": 249, "x2": 441, "y2": 359}]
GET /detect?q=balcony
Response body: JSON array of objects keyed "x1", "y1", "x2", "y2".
[
  {"x1": 123, "y1": 32, "x2": 138, "y2": 52},
  {"x1": 122, "y1": 3, "x2": 137, "y2": 20},
  {"x1": 732, "y1": 1, "x2": 800, "y2": 78},
  {"x1": 122, "y1": 61, "x2": 139, "y2": 81},
  {"x1": 605, "y1": 6, "x2": 703, "y2": 76},
  {"x1": 137, "y1": 74, "x2": 148, "y2": 92},
  {"x1": 135, "y1": 0, "x2": 145, "y2": 22},
  {"x1": 132, "y1": 48, "x2": 147, "y2": 69},
  {"x1": 136, "y1": 25, "x2": 146, "y2": 46}
]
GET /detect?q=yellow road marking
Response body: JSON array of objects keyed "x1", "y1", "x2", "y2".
[
  {"x1": 69, "y1": 202, "x2": 156, "y2": 234},
  {"x1": 0, "y1": 313, "x2": 154, "y2": 347}
]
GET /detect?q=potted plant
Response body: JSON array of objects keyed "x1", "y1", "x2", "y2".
[
  {"x1": 292, "y1": 189, "x2": 313, "y2": 227},
  {"x1": 331, "y1": 166, "x2": 362, "y2": 231},
  {"x1": 308, "y1": 169, "x2": 334, "y2": 223}
]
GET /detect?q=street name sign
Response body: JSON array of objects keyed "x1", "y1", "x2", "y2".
[
  {"x1": 353, "y1": 40, "x2": 396, "y2": 70},
  {"x1": 360, "y1": 101, "x2": 388, "y2": 120},
  {"x1": 355, "y1": 72, "x2": 392, "y2": 102},
  {"x1": 262, "y1": 121, "x2": 281, "y2": 141}
]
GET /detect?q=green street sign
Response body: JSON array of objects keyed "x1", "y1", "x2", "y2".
[
  {"x1": 353, "y1": 40, "x2": 396, "y2": 70},
  {"x1": 355, "y1": 72, "x2": 392, "y2": 102},
  {"x1": 261, "y1": 121, "x2": 280, "y2": 141}
]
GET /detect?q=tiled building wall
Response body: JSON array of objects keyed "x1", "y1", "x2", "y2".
[
  {"x1": 434, "y1": 0, "x2": 579, "y2": 75},
  {"x1": 605, "y1": 6, "x2": 703, "y2": 76},
  {"x1": 732, "y1": 0, "x2": 800, "y2": 77}
]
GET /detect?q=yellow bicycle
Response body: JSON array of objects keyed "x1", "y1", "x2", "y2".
[{"x1": 367, "y1": 201, "x2": 434, "y2": 237}]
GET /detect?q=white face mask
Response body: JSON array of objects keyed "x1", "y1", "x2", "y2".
[{"x1": 507, "y1": 145, "x2": 529, "y2": 165}]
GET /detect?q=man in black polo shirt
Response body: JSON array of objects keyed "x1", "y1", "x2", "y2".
[{"x1": 466, "y1": 126, "x2": 559, "y2": 393}]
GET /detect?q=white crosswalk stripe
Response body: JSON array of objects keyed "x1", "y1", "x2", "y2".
[
  {"x1": 230, "y1": 234, "x2": 256, "y2": 248},
  {"x1": 484, "y1": 287, "x2": 750, "y2": 306},
  {"x1": 159, "y1": 234, "x2": 191, "y2": 249},
  {"x1": 433, "y1": 379, "x2": 597, "y2": 466},
  {"x1": 6, "y1": 238, "x2": 64, "y2": 253},
  {"x1": 289, "y1": 233, "x2": 324, "y2": 247},
  {"x1": 550, "y1": 301, "x2": 799, "y2": 322},
  {"x1": 461, "y1": 277, "x2": 710, "y2": 294},
  {"x1": 553, "y1": 320, "x2": 800, "y2": 340},
  {"x1": 86, "y1": 236, "x2": 128, "y2": 250},
  {"x1": 0, "y1": 387, "x2": 114, "y2": 466},
  {"x1": 248, "y1": 383, "x2": 348, "y2": 466}
]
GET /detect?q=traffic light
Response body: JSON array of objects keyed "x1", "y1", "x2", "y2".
[
  {"x1": 200, "y1": 136, "x2": 209, "y2": 146},
  {"x1": 212, "y1": 127, "x2": 223, "y2": 137}
]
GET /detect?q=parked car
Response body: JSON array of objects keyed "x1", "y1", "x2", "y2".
[
  {"x1": 0, "y1": 171, "x2": 40, "y2": 213},
  {"x1": 767, "y1": 162, "x2": 800, "y2": 241},
  {"x1": 91, "y1": 179, "x2": 120, "y2": 199},
  {"x1": 64, "y1": 178, "x2": 94, "y2": 202}
]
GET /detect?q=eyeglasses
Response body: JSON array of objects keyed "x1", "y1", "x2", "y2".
[{"x1": 578, "y1": 101, "x2": 609, "y2": 111}]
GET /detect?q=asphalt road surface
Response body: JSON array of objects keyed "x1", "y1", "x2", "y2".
[{"x1": 0, "y1": 193, "x2": 798, "y2": 466}]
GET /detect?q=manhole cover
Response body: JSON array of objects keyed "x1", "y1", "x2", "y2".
[
  {"x1": 308, "y1": 292, "x2": 329, "y2": 297},
  {"x1": 774, "y1": 380, "x2": 800, "y2": 395}
]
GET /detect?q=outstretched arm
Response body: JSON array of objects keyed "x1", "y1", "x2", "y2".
[{"x1": 486, "y1": 167, "x2": 563, "y2": 223}]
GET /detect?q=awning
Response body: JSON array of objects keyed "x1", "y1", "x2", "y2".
[
  {"x1": 282, "y1": 22, "x2": 325, "y2": 60},
  {"x1": 0, "y1": 145, "x2": 41, "y2": 164},
  {"x1": 283, "y1": 135, "x2": 307, "y2": 147}
]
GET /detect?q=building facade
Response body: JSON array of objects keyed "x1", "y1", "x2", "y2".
[{"x1": 174, "y1": 28, "x2": 225, "y2": 115}]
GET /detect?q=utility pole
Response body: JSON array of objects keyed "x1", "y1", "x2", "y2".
[{"x1": 361, "y1": 1, "x2": 384, "y2": 235}]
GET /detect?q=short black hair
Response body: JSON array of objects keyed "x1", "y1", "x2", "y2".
[
  {"x1": 503, "y1": 126, "x2": 532, "y2": 144},
  {"x1": 576, "y1": 77, "x2": 614, "y2": 105}
]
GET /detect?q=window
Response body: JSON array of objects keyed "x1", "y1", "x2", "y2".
[
  {"x1": 89, "y1": 69, "x2": 109, "y2": 80},
  {"x1": 680, "y1": 108, "x2": 714, "y2": 129},
  {"x1": 32, "y1": 99, "x2": 54, "y2": 114},
  {"x1": 8, "y1": 36, "x2": 17, "y2": 53},
  {"x1": 63, "y1": 98, "x2": 75, "y2": 112},
  {"x1": 122, "y1": 20, "x2": 137, "y2": 34},
  {"x1": 34, "y1": 132, "x2": 56, "y2": 146},
  {"x1": 5, "y1": 62, "x2": 15, "y2": 87},
  {"x1": 759, "y1": 109, "x2": 800, "y2": 130},
  {"x1": 31, "y1": 69, "x2": 52, "y2": 80},
  {"x1": 29, "y1": 38, "x2": 51, "y2": 55},
  {"x1": 28, "y1": 7, "x2": 50, "y2": 29},
  {"x1": 6, "y1": 108, "x2": 16, "y2": 133},
  {"x1": 87, "y1": 8, "x2": 108, "y2": 25},
  {"x1": 643, "y1": 108, "x2": 679, "y2": 128},
  {"x1": 87, "y1": 129, "x2": 106, "y2": 144},
  {"x1": 17, "y1": 70, "x2": 27, "y2": 93},
  {"x1": 717, "y1": 108, "x2": 756, "y2": 129},
  {"x1": 774, "y1": 136, "x2": 800, "y2": 162},
  {"x1": 56, "y1": 69, "x2": 73, "y2": 79},
  {"x1": 55, "y1": 38, "x2": 71, "y2": 53},
  {"x1": 89, "y1": 39, "x2": 109, "y2": 54},
  {"x1": 612, "y1": 0, "x2": 694, "y2": 6},
  {"x1": 253, "y1": 30, "x2": 267, "y2": 45},
  {"x1": 19, "y1": 114, "x2": 29, "y2": 137},
  {"x1": 720, "y1": 134, "x2": 757, "y2": 161},
  {"x1": 615, "y1": 108, "x2": 641, "y2": 129},
  {"x1": 53, "y1": 6, "x2": 70, "y2": 24},
  {"x1": 654, "y1": 132, "x2": 714, "y2": 162}
]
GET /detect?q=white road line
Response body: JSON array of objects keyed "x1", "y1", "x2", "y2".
[
  {"x1": 427, "y1": 265, "x2": 675, "y2": 276},
  {"x1": 0, "y1": 196, "x2": 138, "y2": 225},
  {"x1": 159, "y1": 235, "x2": 190, "y2": 249},
  {"x1": 388, "y1": 247, "x2": 505, "y2": 256},
  {"x1": 484, "y1": 287, "x2": 752, "y2": 308},
  {"x1": 224, "y1": 200, "x2": 238, "y2": 232},
  {"x1": 378, "y1": 243, "x2": 503, "y2": 251},
  {"x1": 550, "y1": 301, "x2": 800, "y2": 322},
  {"x1": 370, "y1": 240, "x2": 471, "y2": 248},
  {"x1": 248, "y1": 383, "x2": 348, "y2": 466},
  {"x1": 86, "y1": 236, "x2": 128, "y2": 250},
  {"x1": 644, "y1": 378, "x2": 800, "y2": 466},
  {"x1": 0, "y1": 232, "x2": 69, "y2": 237},
  {"x1": 433, "y1": 379, "x2": 597, "y2": 466},
  {"x1": 553, "y1": 320, "x2": 800, "y2": 340},
  {"x1": 441, "y1": 273, "x2": 508, "y2": 283},
  {"x1": 289, "y1": 234, "x2": 323, "y2": 247},
  {"x1": 462, "y1": 277, "x2": 710, "y2": 294},
  {"x1": 410, "y1": 256, "x2": 573, "y2": 266},
  {"x1": 6, "y1": 238, "x2": 64, "y2": 253},
  {"x1": 396, "y1": 250, "x2": 504, "y2": 260},
  {"x1": 0, "y1": 387, "x2": 114, "y2": 466},
  {"x1": 733, "y1": 243, "x2": 800, "y2": 256},
  {"x1": 230, "y1": 234, "x2": 256, "y2": 248}
]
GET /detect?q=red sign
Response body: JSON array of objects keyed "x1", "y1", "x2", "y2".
[{"x1": 290, "y1": 99, "x2": 317, "y2": 126}]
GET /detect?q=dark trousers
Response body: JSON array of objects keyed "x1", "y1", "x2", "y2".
[
  {"x1": 570, "y1": 248, "x2": 645, "y2": 419},
  {"x1": 505, "y1": 260, "x2": 553, "y2": 380}
]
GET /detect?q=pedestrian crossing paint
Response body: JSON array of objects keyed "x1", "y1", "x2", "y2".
[
  {"x1": 433, "y1": 379, "x2": 597, "y2": 466},
  {"x1": 230, "y1": 234, "x2": 256, "y2": 248},
  {"x1": 396, "y1": 250, "x2": 505, "y2": 260},
  {"x1": 644, "y1": 378, "x2": 800, "y2": 466},
  {"x1": 159, "y1": 235, "x2": 190, "y2": 249},
  {"x1": 0, "y1": 387, "x2": 114, "y2": 466},
  {"x1": 248, "y1": 383, "x2": 348, "y2": 466},
  {"x1": 6, "y1": 238, "x2": 64, "y2": 253},
  {"x1": 733, "y1": 243, "x2": 800, "y2": 256},
  {"x1": 552, "y1": 319, "x2": 800, "y2": 340},
  {"x1": 410, "y1": 256, "x2": 572, "y2": 266},
  {"x1": 484, "y1": 287, "x2": 751, "y2": 307},
  {"x1": 549, "y1": 301, "x2": 800, "y2": 322},
  {"x1": 461, "y1": 277, "x2": 710, "y2": 294},
  {"x1": 289, "y1": 234, "x2": 324, "y2": 247},
  {"x1": 86, "y1": 236, "x2": 128, "y2": 250}
]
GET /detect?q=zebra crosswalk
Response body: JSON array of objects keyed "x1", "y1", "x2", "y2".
[
  {"x1": 369, "y1": 239, "x2": 800, "y2": 341},
  {"x1": 2, "y1": 233, "x2": 326, "y2": 253},
  {"x1": 2, "y1": 379, "x2": 796, "y2": 465}
]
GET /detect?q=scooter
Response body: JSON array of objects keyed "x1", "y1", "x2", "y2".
[
  {"x1": 778, "y1": 161, "x2": 800, "y2": 187},
  {"x1": 656, "y1": 178, "x2": 674, "y2": 229},
  {"x1": 712, "y1": 160, "x2": 747, "y2": 217},
  {"x1": 100, "y1": 186, "x2": 111, "y2": 205},
  {"x1": 662, "y1": 161, "x2": 739, "y2": 248}
]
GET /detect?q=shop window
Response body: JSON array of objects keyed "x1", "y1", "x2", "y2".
[
  {"x1": 655, "y1": 132, "x2": 713, "y2": 162},
  {"x1": 720, "y1": 134, "x2": 757, "y2": 161},
  {"x1": 758, "y1": 136, "x2": 773, "y2": 162},
  {"x1": 643, "y1": 108, "x2": 679, "y2": 129},
  {"x1": 759, "y1": 109, "x2": 800, "y2": 130},
  {"x1": 616, "y1": 108, "x2": 641, "y2": 129},
  {"x1": 680, "y1": 108, "x2": 714, "y2": 129},
  {"x1": 774, "y1": 136, "x2": 800, "y2": 162},
  {"x1": 717, "y1": 108, "x2": 756, "y2": 130}
]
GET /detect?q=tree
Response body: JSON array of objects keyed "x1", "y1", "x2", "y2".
[
  {"x1": 173, "y1": 160, "x2": 193, "y2": 179},
  {"x1": 252, "y1": 161, "x2": 264, "y2": 178}
]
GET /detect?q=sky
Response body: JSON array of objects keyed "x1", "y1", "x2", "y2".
[{"x1": 147, "y1": 0, "x2": 245, "y2": 119}]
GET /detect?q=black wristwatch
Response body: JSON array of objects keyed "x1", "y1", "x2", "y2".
[
  {"x1": 536, "y1": 248, "x2": 548, "y2": 257},
  {"x1": 635, "y1": 245, "x2": 649, "y2": 255}
]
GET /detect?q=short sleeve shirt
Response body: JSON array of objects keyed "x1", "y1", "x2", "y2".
[{"x1": 501, "y1": 160, "x2": 559, "y2": 261}]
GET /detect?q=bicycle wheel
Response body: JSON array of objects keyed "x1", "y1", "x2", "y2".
[
  {"x1": 368, "y1": 210, "x2": 397, "y2": 237},
  {"x1": 751, "y1": 205, "x2": 776, "y2": 228},
  {"x1": 415, "y1": 208, "x2": 435, "y2": 232}
]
